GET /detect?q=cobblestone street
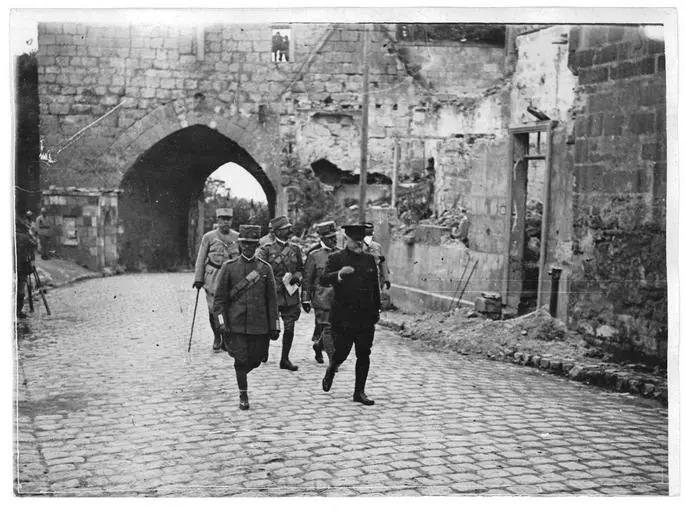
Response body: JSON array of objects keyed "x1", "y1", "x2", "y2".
[{"x1": 14, "y1": 273, "x2": 669, "y2": 496}]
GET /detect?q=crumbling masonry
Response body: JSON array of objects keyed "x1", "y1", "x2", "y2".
[{"x1": 33, "y1": 23, "x2": 666, "y2": 361}]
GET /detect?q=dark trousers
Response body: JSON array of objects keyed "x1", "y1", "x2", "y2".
[
  {"x1": 279, "y1": 304, "x2": 300, "y2": 361},
  {"x1": 16, "y1": 273, "x2": 28, "y2": 313},
  {"x1": 331, "y1": 324, "x2": 375, "y2": 394}
]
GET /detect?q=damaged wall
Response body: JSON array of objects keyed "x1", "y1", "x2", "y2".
[{"x1": 564, "y1": 25, "x2": 667, "y2": 361}]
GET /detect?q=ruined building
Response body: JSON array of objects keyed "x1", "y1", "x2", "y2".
[{"x1": 31, "y1": 23, "x2": 667, "y2": 362}]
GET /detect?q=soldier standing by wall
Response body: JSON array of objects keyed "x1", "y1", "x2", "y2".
[
  {"x1": 256, "y1": 215, "x2": 304, "y2": 371},
  {"x1": 193, "y1": 208, "x2": 240, "y2": 352},
  {"x1": 15, "y1": 216, "x2": 38, "y2": 319},
  {"x1": 363, "y1": 222, "x2": 391, "y2": 292},
  {"x1": 35, "y1": 208, "x2": 51, "y2": 259},
  {"x1": 302, "y1": 221, "x2": 338, "y2": 365},
  {"x1": 213, "y1": 225, "x2": 280, "y2": 410},
  {"x1": 321, "y1": 224, "x2": 381, "y2": 406}
]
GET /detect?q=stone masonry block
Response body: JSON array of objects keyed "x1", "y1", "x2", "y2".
[
  {"x1": 602, "y1": 113, "x2": 624, "y2": 136},
  {"x1": 629, "y1": 113, "x2": 656, "y2": 134},
  {"x1": 579, "y1": 66, "x2": 608, "y2": 85}
]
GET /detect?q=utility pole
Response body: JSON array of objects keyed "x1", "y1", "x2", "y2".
[{"x1": 358, "y1": 23, "x2": 370, "y2": 224}]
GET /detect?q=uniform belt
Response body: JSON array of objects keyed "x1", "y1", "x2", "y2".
[{"x1": 207, "y1": 261, "x2": 222, "y2": 269}]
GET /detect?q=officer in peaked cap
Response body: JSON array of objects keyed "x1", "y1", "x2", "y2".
[
  {"x1": 302, "y1": 221, "x2": 339, "y2": 364},
  {"x1": 320, "y1": 224, "x2": 381, "y2": 405},
  {"x1": 256, "y1": 215, "x2": 305, "y2": 371},
  {"x1": 193, "y1": 207, "x2": 240, "y2": 352},
  {"x1": 363, "y1": 222, "x2": 391, "y2": 291},
  {"x1": 213, "y1": 225, "x2": 279, "y2": 410}
]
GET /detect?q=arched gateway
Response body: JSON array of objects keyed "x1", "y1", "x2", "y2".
[
  {"x1": 119, "y1": 125, "x2": 276, "y2": 270},
  {"x1": 94, "y1": 99, "x2": 279, "y2": 271}
]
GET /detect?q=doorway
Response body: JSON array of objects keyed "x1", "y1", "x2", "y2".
[{"x1": 504, "y1": 122, "x2": 554, "y2": 315}]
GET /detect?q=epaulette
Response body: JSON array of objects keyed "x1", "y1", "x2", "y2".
[{"x1": 223, "y1": 256, "x2": 241, "y2": 266}]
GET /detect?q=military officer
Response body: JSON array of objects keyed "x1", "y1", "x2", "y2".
[
  {"x1": 256, "y1": 215, "x2": 304, "y2": 371},
  {"x1": 321, "y1": 224, "x2": 381, "y2": 406},
  {"x1": 363, "y1": 222, "x2": 391, "y2": 292},
  {"x1": 259, "y1": 218, "x2": 275, "y2": 247},
  {"x1": 213, "y1": 225, "x2": 280, "y2": 410},
  {"x1": 302, "y1": 221, "x2": 338, "y2": 364},
  {"x1": 193, "y1": 208, "x2": 240, "y2": 351}
]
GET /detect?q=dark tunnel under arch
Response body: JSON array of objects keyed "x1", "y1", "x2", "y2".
[{"x1": 119, "y1": 125, "x2": 276, "y2": 270}]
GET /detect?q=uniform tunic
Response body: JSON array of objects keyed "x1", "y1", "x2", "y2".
[
  {"x1": 363, "y1": 239, "x2": 389, "y2": 290},
  {"x1": 303, "y1": 244, "x2": 336, "y2": 356},
  {"x1": 320, "y1": 248, "x2": 381, "y2": 387},
  {"x1": 213, "y1": 255, "x2": 278, "y2": 370},
  {"x1": 256, "y1": 240, "x2": 304, "y2": 335},
  {"x1": 193, "y1": 228, "x2": 239, "y2": 311}
]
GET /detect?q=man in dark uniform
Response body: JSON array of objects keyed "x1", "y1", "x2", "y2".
[
  {"x1": 302, "y1": 221, "x2": 338, "y2": 364},
  {"x1": 321, "y1": 224, "x2": 381, "y2": 406},
  {"x1": 193, "y1": 208, "x2": 240, "y2": 351},
  {"x1": 256, "y1": 215, "x2": 304, "y2": 371},
  {"x1": 15, "y1": 216, "x2": 38, "y2": 319},
  {"x1": 213, "y1": 225, "x2": 280, "y2": 410}
]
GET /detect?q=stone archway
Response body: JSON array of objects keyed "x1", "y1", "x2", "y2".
[{"x1": 118, "y1": 124, "x2": 277, "y2": 270}]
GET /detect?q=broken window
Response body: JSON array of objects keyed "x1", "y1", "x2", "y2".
[{"x1": 271, "y1": 27, "x2": 291, "y2": 62}]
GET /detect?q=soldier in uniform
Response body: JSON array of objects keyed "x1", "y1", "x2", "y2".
[
  {"x1": 259, "y1": 218, "x2": 275, "y2": 247},
  {"x1": 15, "y1": 216, "x2": 38, "y2": 319},
  {"x1": 321, "y1": 224, "x2": 381, "y2": 406},
  {"x1": 363, "y1": 222, "x2": 391, "y2": 292},
  {"x1": 256, "y1": 215, "x2": 304, "y2": 371},
  {"x1": 302, "y1": 221, "x2": 338, "y2": 364},
  {"x1": 193, "y1": 208, "x2": 240, "y2": 351},
  {"x1": 213, "y1": 225, "x2": 280, "y2": 410},
  {"x1": 36, "y1": 208, "x2": 51, "y2": 259}
]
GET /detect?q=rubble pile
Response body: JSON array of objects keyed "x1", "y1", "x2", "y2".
[{"x1": 380, "y1": 307, "x2": 667, "y2": 404}]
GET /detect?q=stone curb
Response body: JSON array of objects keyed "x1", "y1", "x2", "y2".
[{"x1": 378, "y1": 318, "x2": 668, "y2": 406}]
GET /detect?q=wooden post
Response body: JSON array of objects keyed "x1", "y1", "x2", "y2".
[
  {"x1": 391, "y1": 138, "x2": 399, "y2": 209},
  {"x1": 359, "y1": 23, "x2": 370, "y2": 224}
]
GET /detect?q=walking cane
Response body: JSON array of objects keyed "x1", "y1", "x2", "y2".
[
  {"x1": 188, "y1": 288, "x2": 200, "y2": 352},
  {"x1": 31, "y1": 266, "x2": 51, "y2": 315}
]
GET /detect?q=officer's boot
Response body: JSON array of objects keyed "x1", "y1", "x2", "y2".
[
  {"x1": 209, "y1": 314, "x2": 221, "y2": 352},
  {"x1": 313, "y1": 339, "x2": 324, "y2": 364},
  {"x1": 235, "y1": 369, "x2": 249, "y2": 410},
  {"x1": 353, "y1": 358, "x2": 375, "y2": 405},
  {"x1": 279, "y1": 331, "x2": 298, "y2": 371},
  {"x1": 322, "y1": 363, "x2": 337, "y2": 392}
]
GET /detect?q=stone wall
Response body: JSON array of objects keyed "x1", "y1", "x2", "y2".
[
  {"x1": 41, "y1": 189, "x2": 119, "y2": 270},
  {"x1": 565, "y1": 25, "x2": 667, "y2": 361}
]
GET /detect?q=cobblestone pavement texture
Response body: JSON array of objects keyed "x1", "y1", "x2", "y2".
[{"x1": 14, "y1": 274, "x2": 669, "y2": 497}]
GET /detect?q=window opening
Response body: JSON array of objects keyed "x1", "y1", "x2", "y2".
[{"x1": 271, "y1": 27, "x2": 291, "y2": 62}]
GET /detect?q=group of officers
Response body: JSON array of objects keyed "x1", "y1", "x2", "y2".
[{"x1": 193, "y1": 208, "x2": 390, "y2": 411}]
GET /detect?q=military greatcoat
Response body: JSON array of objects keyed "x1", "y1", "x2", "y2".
[{"x1": 212, "y1": 255, "x2": 279, "y2": 335}]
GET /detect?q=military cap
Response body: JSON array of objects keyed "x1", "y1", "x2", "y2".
[
  {"x1": 316, "y1": 221, "x2": 337, "y2": 238},
  {"x1": 238, "y1": 225, "x2": 261, "y2": 242},
  {"x1": 270, "y1": 215, "x2": 292, "y2": 231},
  {"x1": 216, "y1": 208, "x2": 234, "y2": 218},
  {"x1": 342, "y1": 224, "x2": 366, "y2": 241},
  {"x1": 363, "y1": 222, "x2": 374, "y2": 234}
]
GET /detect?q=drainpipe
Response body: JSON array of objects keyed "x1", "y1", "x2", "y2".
[{"x1": 548, "y1": 267, "x2": 563, "y2": 317}]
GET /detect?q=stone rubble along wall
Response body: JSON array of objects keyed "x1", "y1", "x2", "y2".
[{"x1": 566, "y1": 25, "x2": 667, "y2": 361}]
